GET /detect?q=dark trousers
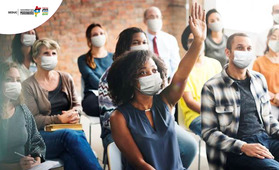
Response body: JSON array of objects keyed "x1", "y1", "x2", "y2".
[
  {"x1": 227, "y1": 131, "x2": 279, "y2": 170},
  {"x1": 82, "y1": 92, "x2": 100, "y2": 117}
]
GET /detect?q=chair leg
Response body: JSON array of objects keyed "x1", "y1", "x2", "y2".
[
  {"x1": 89, "y1": 124, "x2": 92, "y2": 145},
  {"x1": 198, "y1": 139, "x2": 201, "y2": 170},
  {"x1": 103, "y1": 152, "x2": 108, "y2": 170}
]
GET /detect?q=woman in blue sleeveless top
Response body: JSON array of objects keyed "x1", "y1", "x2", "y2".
[{"x1": 107, "y1": 3, "x2": 206, "y2": 170}]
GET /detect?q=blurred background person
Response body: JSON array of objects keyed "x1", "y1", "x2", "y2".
[
  {"x1": 255, "y1": 2, "x2": 279, "y2": 57},
  {"x1": 253, "y1": 25, "x2": 279, "y2": 119},
  {"x1": 179, "y1": 25, "x2": 222, "y2": 136},
  {"x1": 205, "y1": 9, "x2": 228, "y2": 67},
  {"x1": 0, "y1": 62, "x2": 45, "y2": 170},
  {"x1": 143, "y1": 6, "x2": 180, "y2": 80},
  {"x1": 78, "y1": 23, "x2": 113, "y2": 117},
  {"x1": 10, "y1": 30, "x2": 38, "y2": 82},
  {"x1": 22, "y1": 38, "x2": 102, "y2": 170}
]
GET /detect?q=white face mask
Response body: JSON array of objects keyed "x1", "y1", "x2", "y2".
[
  {"x1": 273, "y1": 14, "x2": 279, "y2": 24},
  {"x1": 268, "y1": 40, "x2": 279, "y2": 53},
  {"x1": 147, "y1": 19, "x2": 162, "y2": 33},
  {"x1": 233, "y1": 51, "x2": 255, "y2": 69},
  {"x1": 22, "y1": 34, "x2": 36, "y2": 46},
  {"x1": 138, "y1": 72, "x2": 162, "y2": 96},
  {"x1": 130, "y1": 44, "x2": 149, "y2": 51},
  {"x1": 208, "y1": 21, "x2": 223, "y2": 32},
  {"x1": 4, "y1": 82, "x2": 22, "y2": 101},
  {"x1": 91, "y1": 35, "x2": 106, "y2": 48},
  {"x1": 41, "y1": 55, "x2": 58, "y2": 71}
]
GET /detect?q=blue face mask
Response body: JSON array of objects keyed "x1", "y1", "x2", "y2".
[{"x1": 137, "y1": 72, "x2": 162, "y2": 96}]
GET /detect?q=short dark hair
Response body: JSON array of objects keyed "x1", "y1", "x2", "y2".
[
  {"x1": 113, "y1": 27, "x2": 146, "y2": 60},
  {"x1": 107, "y1": 50, "x2": 167, "y2": 105},
  {"x1": 226, "y1": 33, "x2": 249, "y2": 50},
  {"x1": 11, "y1": 30, "x2": 39, "y2": 64}
]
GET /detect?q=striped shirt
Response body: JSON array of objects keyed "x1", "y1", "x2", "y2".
[{"x1": 201, "y1": 65, "x2": 279, "y2": 170}]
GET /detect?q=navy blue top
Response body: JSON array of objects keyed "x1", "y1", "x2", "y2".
[
  {"x1": 117, "y1": 95, "x2": 184, "y2": 170},
  {"x1": 78, "y1": 52, "x2": 113, "y2": 93}
]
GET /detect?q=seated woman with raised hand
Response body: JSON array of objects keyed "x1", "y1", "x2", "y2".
[
  {"x1": 107, "y1": 3, "x2": 206, "y2": 170},
  {"x1": 99, "y1": 27, "x2": 198, "y2": 168},
  {"x1": 0, "y1": 62, "x2": 45, "y2": 170},
  {"x1": 22, "y1": 38, "x2": 101, "y2": 170}
]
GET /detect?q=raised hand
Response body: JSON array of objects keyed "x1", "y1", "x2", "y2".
[{"x1": 189, "y1": 2, "x2": 206, "y2": 41}]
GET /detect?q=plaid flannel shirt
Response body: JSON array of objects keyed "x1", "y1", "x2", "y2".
[{"x1": 201, "y1": 66, "x2": 279, "y2": 170}]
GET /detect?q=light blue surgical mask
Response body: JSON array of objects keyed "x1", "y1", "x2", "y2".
[
  {"x1": 233, "y1": 51, "x2": 255, "y2": 69},
  {"x1": 130, "y1": 44, "x2": 149, "y2": 51},
  {"x1": 137, "y1": 72, "x2": 162, "y2": 96}
]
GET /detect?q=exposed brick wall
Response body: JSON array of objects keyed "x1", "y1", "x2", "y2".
[{"x1": 0, "y1": 0, "x2": 204, "y2": 96}]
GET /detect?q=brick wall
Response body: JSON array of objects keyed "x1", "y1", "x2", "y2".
[{"x1": 0, "y1": 0, "x2": 204, "y2": 96}]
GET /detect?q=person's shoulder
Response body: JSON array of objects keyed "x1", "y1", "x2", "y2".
[
  {"x1": 77, "y1": 53, "x2": 87, "y2": 62},
  {"x1": 159, "y1": 31, "x2": 176, "y2": 39},
  {"x1": 58, "y1": 71, "x2": 73, "y2": 81},
  {"x1": 254, "y1": 56, "x2": 266, "y2": 62},
  {"x1": 203, "y1": 56, "x2": 220, "y2": 64},
  {"x1": 250, "y1": 69, "x2": 264, "y2": 78},
  {"x1": 18, "y1": 104, "x2": 32, "y2": 117},
  {"x1": 204, "y1": 72, "x2": 223, "y2": 86},
  {"x1": 22, "y1": 74, "x2": 36, "y2": 87}
]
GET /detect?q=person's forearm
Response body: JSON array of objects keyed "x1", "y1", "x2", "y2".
[{"x1": 186, "y1": 100, "x2": 201, "y2": 113}]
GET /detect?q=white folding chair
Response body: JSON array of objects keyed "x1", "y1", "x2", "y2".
[
  {"x1": 107, "y1": 142, "x2": 122, "y2": 170},
  {"x1": 80, "y1": 77, "x2": 101, "y2": 145}
]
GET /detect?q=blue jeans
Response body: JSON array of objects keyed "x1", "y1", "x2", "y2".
[
  {"x1": 175, "y1": 123, "x2": 198, "y2": 169},
  {"x1": 40, "y1": 129, "x2": 102, "y2": 170},
  {"x1": 189, "y1": 116, "x2": 201, "y2": 137},
  {"x1": 226, "y1": 131, "x2": 279, "y2": 170}
]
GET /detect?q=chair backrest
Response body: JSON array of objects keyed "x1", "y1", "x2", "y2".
[
  {"x1": 177, "y1": 102, "x2": 187, "y2": 130},
  {"x1": 107, "y1": 142, "x2": 122, "y2": 170}
]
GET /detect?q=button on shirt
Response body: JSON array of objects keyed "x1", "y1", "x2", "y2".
[{"x1": 146, "y1": 31, "x2": 180, "y2": 78}]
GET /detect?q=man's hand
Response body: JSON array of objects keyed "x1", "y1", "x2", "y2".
[
  {"x1": 241, "y1": 143, "x2": 274, "y2": 159},
  {"x1": 189, "y1": 2, "x2": 206, "y2": 41}
]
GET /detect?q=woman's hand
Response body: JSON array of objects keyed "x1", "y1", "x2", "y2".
[
  {"x1": 189, "y1": 2, "x2": 206, "y2": 41},
  {"x1": 58, "y1": 108, "x2": 80, "y2": 124},
  {"x1": 19, "y1": 155, "x2": 41, "y2": 170}
]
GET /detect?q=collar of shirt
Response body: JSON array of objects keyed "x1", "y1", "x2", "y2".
[
  {"x1": 146, "y1": 31, "x2": 162, "y2": 42},
  {"x1": 221, "y1": 64, "x2": 255, "y2": 87}
]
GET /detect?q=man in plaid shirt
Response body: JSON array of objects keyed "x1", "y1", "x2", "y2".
[{"x1": 201, "y1": 33, "x2": 279, "y2": 170}]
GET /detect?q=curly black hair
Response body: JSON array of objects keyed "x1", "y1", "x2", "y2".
[{"x1": 107, "y1": 50, "x2": 167, "y2": 106}]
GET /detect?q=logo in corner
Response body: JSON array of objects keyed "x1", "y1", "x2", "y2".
[
  {"x1": 42, "y1": 7, "x2": 48, "y2": 15},
  {"x1": 34, "y1": 6, "x2": 41, "y2": 17}
]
